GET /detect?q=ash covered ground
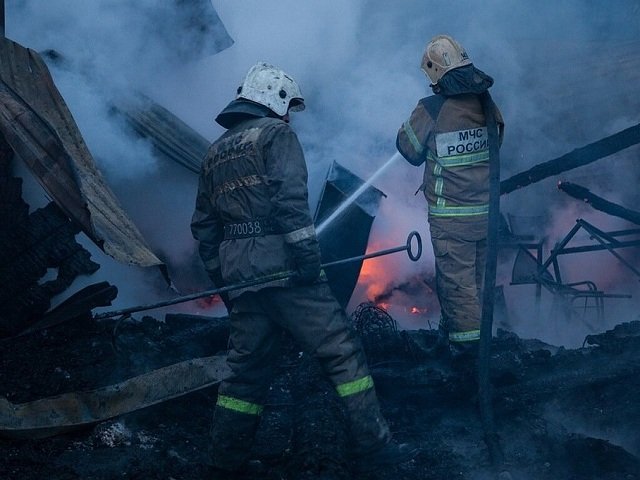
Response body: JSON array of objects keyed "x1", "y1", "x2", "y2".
[{"x1": 1, "y1": 308, "x2": 640, "y2": 480}]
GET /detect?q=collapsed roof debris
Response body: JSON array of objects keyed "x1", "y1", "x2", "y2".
[
  {"x1": 0, "y1": 195, "x2": 98, "y2": 336},
  {"x1": 113, "y1": 94, "x2": 210, "y2": 175},
  {"x1": 0, "y1": 37, "x2": 168, "y2": 278},
  {"x1": 0, "y1": 0, "x2": 238, "y2": 335},
  {"x1": 0, "y1": 137, "x2": 112, "y2": 336}
]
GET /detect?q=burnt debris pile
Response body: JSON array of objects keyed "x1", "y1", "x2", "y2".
[
  {"x1": 0, "y1": 150, "x2": 100, "y2": 337},
  {"x1": 1, "y1": 310, "x2": 640, "y2": 479}
]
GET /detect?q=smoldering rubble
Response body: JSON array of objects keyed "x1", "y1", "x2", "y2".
[
  {"x1": 1, "y1": 309, "x2": 640, "y2": 480},
  {"x1": 2, "y1": 2, "x2": 640, "y2": 479}
]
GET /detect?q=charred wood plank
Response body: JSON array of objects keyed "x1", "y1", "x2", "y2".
[
  {"x1": 501, "y1": 123, "x2": 640, "y2": 195},
  {"x1": 558, "y1": 181, "x2": 640, "y2": 226},
  {"x1": 16, "y1": 282, "x2": 118, "y2": 337},
  {"x1": 0, "y1": 355, "x2": 230, "y2": 439}
]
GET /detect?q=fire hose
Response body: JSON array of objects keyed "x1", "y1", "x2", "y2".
[
  {"x1": 93, "y1": 231, "x2": 422, "y2": 321},
  {"x1": 479, "y1": 92, "x2": 512, "y2": 479}
]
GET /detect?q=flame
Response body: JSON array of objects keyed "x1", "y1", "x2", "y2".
[
  {"x1": 358, "y1": 257, "x2": 391, "y2": 299},
  {"x1": 353, "y1": 240, "x2": 437, "y2": 330}
]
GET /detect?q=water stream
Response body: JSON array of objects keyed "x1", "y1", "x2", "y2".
[{"x1": 316, "y1": 152, "x2": 401, "y2": 235}]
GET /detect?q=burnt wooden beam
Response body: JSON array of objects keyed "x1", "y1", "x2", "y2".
[
  {"x1": 501, "y1": 123, "x2": 640, "y2": 195},
  {"x1": 16, "y1": 282, "x2": 118, "y2": 337},
  {"x1": 558, "y1": 181, "x2": 640, "y2": 226}
]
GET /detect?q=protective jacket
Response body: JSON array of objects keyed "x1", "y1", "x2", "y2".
[
  {"x1": 191, "y1": 110, "x2": 320, "y2": 299},
  {"x1": 397, "y1": 92, "x2": 504, "y2": 234}
]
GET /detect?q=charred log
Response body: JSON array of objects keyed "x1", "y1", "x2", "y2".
[
  {"x1": 501, "y1": 123, "x2": 640, "y2": 195},
  {"x1": 558, "y1": 181, "x2": 640, "y2": 226}
]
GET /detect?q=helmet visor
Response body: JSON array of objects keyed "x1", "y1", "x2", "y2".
[{"x1": 288, "y1": 98, "x2": 305, "y2": 112}]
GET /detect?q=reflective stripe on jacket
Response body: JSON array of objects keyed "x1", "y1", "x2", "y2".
[
  {"x1": 396, "y1": 93, "x2": 504, "y2": 222},
  {"x1": 191, "y1": 116, "x2": 318, "y2": 298}
]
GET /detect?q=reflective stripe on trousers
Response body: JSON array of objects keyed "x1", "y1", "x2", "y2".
[
  {"x1": 335, "y1": 375, "x2": 374, "y2": 398},
  {"x1": 216, "y1": 394, "x2": 264, "y2": 416},
  {"x1": 216, "y1": 375, "x2": 376, "y2": 416},
  {"x1": 449, "y1": 329, "x2": 481, "y2": 343}
]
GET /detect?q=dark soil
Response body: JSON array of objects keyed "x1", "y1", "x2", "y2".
[{"x1": 1, "y1": 312, "x2": 640, "y2": 480}]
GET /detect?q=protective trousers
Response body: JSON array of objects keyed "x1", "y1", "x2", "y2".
[
  {"x1": 430, "y1": 222, "x2": 487, "y2": 343},
  {"x1": 210, "y1": 282, "x2": 391, "y2": 471}
]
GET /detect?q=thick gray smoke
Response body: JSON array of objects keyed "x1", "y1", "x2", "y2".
[{"x1": 7, "y1": 1, "x2": 640, "y2": 345}]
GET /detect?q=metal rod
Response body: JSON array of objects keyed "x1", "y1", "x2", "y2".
[
  {"x1": 93, "y1": 231, "x2": 422, "y2": 320},
  {"x1": 322, "y1": 230, "x2": 422, "y2": 268},
  {"x1": 541, "y1": 221, "x2": 582, "y2": 272}
]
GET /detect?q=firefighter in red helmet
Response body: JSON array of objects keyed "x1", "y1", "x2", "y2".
[
  {"x1": 192, "y1": 62, "x2": 417, "y2": 475},
  {"x1": 396, "y1": 35, "x2": 505, "y2": 361}
]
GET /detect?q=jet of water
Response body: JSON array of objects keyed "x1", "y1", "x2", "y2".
[{"x1": 316, "y1": 152, "x2": 401, "y2": 235}]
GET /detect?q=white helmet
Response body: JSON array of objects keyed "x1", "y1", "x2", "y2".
[
  {"x1": 421, "y1": 35, "x2": 471, "y2": 85},
  {"x1": 236, "y1": 62, "x2": 305, "y2": 117}
]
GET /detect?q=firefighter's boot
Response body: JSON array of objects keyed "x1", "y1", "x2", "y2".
[
  {"x1": 449, "y1": 340, "x2": 479, "y2": 390},
  {"x1": 344, "y1": 387, "x2": 419, "y2": 471},
  {"x1": 209, "y1": 402, "x2": 262, "y2": 473}
]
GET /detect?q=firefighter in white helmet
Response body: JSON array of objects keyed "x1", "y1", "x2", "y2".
[
  {"x1": 396, "y1": 36, "x2": 505, "y2": 362},
  {"x1": 192, "y1": 62, "x2": 417, "y2": 475}
]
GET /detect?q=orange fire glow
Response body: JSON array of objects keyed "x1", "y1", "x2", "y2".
[
  {"x1": 358, "y1": 256, "x2": 391, "y2": 299},
  {"x1": 355, "y1": 242, "x2": 434, "y2": 326},
  {"x1": 195, "y1": 295, "x2": 223, "y2": 310}
]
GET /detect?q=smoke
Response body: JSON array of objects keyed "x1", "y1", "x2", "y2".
[{"x1": 6, "y1": 1, "x2": 640, "y2": 342}]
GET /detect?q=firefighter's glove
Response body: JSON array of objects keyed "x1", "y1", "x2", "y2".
[
  {"x1": 290, "y1": 238, "x2": 322, "y2": 285},
  {"x1": 207, "y1": 268, "x2": 233, "y2": 314}
]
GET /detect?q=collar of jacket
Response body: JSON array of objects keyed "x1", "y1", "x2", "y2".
[
  {"x1": 432, "y1": 64, "x2": 494, "y2": 96},
  {"x1": 215, "y1": 99, "x2": 279, "y2": 129}
]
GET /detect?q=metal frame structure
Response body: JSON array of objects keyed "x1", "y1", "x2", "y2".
[
  {"x1": 511, "y1": 218, "x2": 636, "y2": 323},
  {"x1": 543, "y1": 219, "x2": 640, "y2": 282}
]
